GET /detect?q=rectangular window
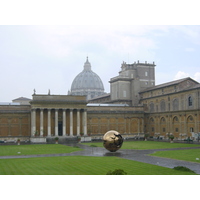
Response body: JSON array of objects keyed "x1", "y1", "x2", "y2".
[
  {"x1": 123, "y1": 90, "x2": 126, "y2": 97},
  {"x1": 163, "y1": 128, "x2": 165, "y2": 132},
  {"x1": 145, "y1": 71, "x2": 148, "y2": 76},
  {"x1": 175, "y1": 128, "x2": 178, "y2": 132},
  {"x1": 188, "y1": 97, "x2": 193, "y2": 106}
]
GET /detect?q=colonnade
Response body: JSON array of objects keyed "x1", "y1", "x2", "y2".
[{"x1": 31, "y1": 108, "x2": 87, "y2": 137}]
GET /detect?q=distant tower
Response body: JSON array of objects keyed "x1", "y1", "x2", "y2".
[
  {"x1": 70, "y1": 57, "x2": 105, "y2": 100},
  {"x1": 109, "y1": 61, "x2": 156, "y2": 106}
]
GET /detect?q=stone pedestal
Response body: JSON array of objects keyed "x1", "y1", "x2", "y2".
[
  {"x1": 80, "y1": 136, "x2": 92, "y2": 142},
  {"x1": 30, "y1": 137, "x2": 46, "y2": 143}
]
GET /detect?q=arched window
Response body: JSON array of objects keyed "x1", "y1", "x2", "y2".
[
  {"x1": 173, "y1": 99, "x2": 179, "y2": 111},
  {"x1": 161, "y1": 117, "x2": 166, "y2": 123},
  {"x1": 160, "y1": 100, "x2": 166, "y2": 112},
  {"x1": 173, "y1": 116, "x2": 179, "y2": 123},
  {"x1": 188, "y1": 96, "x2": 193, "y2": 106},
  {"x1": 150, "y1": 117, "x2": 154, "y2": 123}
]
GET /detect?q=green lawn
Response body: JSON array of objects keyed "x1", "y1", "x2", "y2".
[
  {"x1": 84, "y1": 141, "x2": 200, "y2": 150},
  {"x1": 0, "y1": 144, "x2": 82, "y2": 156},
  {"x1": 151, "y1": 149, "x2": 200, "y2": 163},
  {"x1": 0, "y1": 156, "x2": 196, "y2": 175},
  {"x1": 0, "y1": 142, "x2": 199, "y2": 175}
]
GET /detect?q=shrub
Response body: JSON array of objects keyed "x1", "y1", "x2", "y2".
[
  {"x1": 106, "y1": 169, "x2": 127, "y2": 175},
  {"x1": 173, "y1": 166, "x2": 196, "y2": 174},
  {"x1": 169, "y1": 135, "x2": 174, "y2": 140},
  {"x1": 90, "y1": 145, "x2": 97, "y2": 147}
]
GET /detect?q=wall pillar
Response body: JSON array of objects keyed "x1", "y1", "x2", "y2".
[
  {"x1": 40, "y1": 109, "x2": 44, "y2": 136},
  {"x1": 47, "y1": 109, "x2": 51, "y2": 136},
  {"x1": 63, "y1": 109, "x2": 66, "y2": 136},
  {"x1": 184, "y1": 114, "x2": 187, "y2": 135},
  {"x1": 83, "y1": 109, "x2": 87, "y2": 136},
  {"x1": 141, "y1": 117, "x2": 144, "y2": 133},
  {"x1": 70, "y1": 109, "x2": 73, "y2": 136},
  {"x1": 195, "y1": 113, "x2": 197, "y2": 133},
  {"x1": 31, "y1": 108, "x2": 36, "y2": 136},
  {"x1": 55, "y1": 109, "x2": 58, "y2": 136},
  {"x1": 77, "y1": 109, "x2": 80, "y2": 136},
  {"x1": 137, "y1": 118, "x2": 140, "y2": 133}
]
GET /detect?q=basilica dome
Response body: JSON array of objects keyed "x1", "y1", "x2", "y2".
[{"x1": 70, "y1": 57, "x2": 105, "y2": 100}]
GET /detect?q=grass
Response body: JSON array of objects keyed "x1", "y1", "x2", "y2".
[
  {"x1": 0, "y1": 144, "x2": 82, "y2": 156},
  {"x1": 150, "y1": 149, "x2": 200, "y2": 163},
  {"x1": 0, "y1": 156, "x2": 196, "y2": 175},
  {"x1": 83, "y1": 140, "x2": 200, "y2": 150},
  {"x1": 0, "y1": 142, "x2": 199, "y2": 175}
]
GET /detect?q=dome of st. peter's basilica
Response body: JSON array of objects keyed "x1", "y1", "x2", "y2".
[{"x1": 70, "y1": 57, "x2": 105, "y2": 100}]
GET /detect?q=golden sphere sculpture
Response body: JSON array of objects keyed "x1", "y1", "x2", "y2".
[{"x1": 103, "y1": 130, "x2": 123, "y2": 152}]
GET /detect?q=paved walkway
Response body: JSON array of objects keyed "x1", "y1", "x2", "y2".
[{"x1": 1, "y1": 144, "x2": 200, "y2": 174}]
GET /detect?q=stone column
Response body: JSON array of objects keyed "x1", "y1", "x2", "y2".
[
  {"x1": 40, "y1": 109, "x2": 44, "y2": 136},
  {"x1": 63, "y1": 109, "x2": 66, "y2": 136},
  {"x1": 31, "y1": 108, "x2": 36, "y2": 136},
  {"x1": 77, "y1": 109, "x2": 80, "y2": 136},
  {"x1": 55, "y1": 109, "x2": 58, "y2": 136},
  {"x1": 70, "y1": 109, "x2": 73, "y2": 136},
  {"x1": 47, "y1": 109, "x2": 51, "y2": 136},
  {"x1": 83, "y1": 109, "x2": 87, "y2": 136}
]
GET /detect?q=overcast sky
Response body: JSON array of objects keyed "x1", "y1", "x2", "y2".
[{"x1": 0, "y1": 2, "x2": 200, "y2": 102}]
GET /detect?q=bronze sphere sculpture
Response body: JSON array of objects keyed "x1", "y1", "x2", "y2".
[{"x1": 103, "y1": 130, "x2": 123, "y2": 152}]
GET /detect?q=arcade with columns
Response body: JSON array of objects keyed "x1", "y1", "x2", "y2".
[{"x1": 30, "y1": 94, "x2": 88, "y2": 137}]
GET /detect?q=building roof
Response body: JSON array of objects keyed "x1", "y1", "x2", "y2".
[
  {"x1": 12, "y1": 97, "x2": 32, "y2": 101},
  {"x1": 139, "y1": 77, "x2": 199, "y2": 93},
  {"x1": 89, "y1": 93, "x2": 110, "y2": 100}
]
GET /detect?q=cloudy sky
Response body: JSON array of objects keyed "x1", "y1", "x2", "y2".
[{"x1": 0, "y1": 2, "x2": 200, "y2": 102}]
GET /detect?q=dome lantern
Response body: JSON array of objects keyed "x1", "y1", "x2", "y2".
[{"x1": 84, "y1": 57, "x2": 91, "y2": 71}]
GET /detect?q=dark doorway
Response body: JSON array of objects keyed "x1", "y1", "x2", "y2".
[{"x1": 58, "y1": 121, "x2": 63, "y2": 136}]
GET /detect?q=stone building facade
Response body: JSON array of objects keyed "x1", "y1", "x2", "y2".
[
  {"x1": 0, "y1": 59, "x2": 199, "y2": 143},
  {"x1": 87, "y1": 104, "x2": 144, "y2": 136},
  {"x1": 139, "y1": 77, "x2": 200, "y2": 139},
  {"x1": 0, "y1": 104, "x2": 31, "y2": 139},
  {"x1": 30, "y1": 95, "x2": 88, "y2": 137},
  {"x1": 109, "y1": 61, "x2": 155, "y2": 106}
]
